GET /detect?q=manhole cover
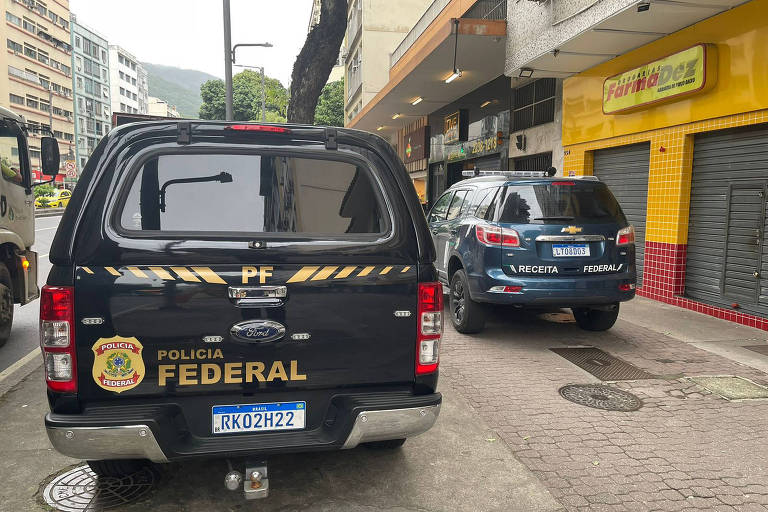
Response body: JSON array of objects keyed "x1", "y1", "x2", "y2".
[
  {"x1": 550, "y1": 347, "x2": 655, "y2": 381},
  {"x1": 559, "y1": 384, "x2": 643, "y2": 411},
  {"x1": 42, "y1": 464, "x2": 156, "y2": 511}
]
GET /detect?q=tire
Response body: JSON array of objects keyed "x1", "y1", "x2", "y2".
[
  {"x1": 572, "y1": 304, "x2": 620, "y2": 331},
  {"x1": 449, "y1": 270, "x2": 485, "y2": 334},
  {"x1": 86, "y1": 459, "x2": 154, "y2": 478},
  {"x1": 363, "y1": 438, "x2": 406, "y2": 449},
  {"x1": 0, "y1": 263, "x2": 14, "y2": 347}
]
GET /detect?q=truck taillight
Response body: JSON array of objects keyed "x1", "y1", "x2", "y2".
[
  {"x1": 40, "y1": 285, "x2": 77, "y2": 392},
  {"x1": 617, "y1": 226, "x2": 635, "y2": 246},
  {"x1": 416, "y1": 282, "x2": 443, "y2": 375},
  {"x1": 476, "y1": 224, "x2": 520, "y2": 247}
]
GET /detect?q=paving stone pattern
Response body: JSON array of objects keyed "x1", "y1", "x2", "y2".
[{"x1": 440, "y1": 308, "x2": 768, "y2": 511}]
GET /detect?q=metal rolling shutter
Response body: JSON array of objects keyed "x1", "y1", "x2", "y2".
[
  {"x1": 686, "y1": 125, "x2": 768, "y2": 316},
  {"x1": 593, "y1": 143, "x2": 650, "y2": 286}
]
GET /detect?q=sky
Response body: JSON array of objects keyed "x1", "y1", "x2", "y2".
[{"x1": 68, "y1": 0, "x2": 315, "y2": 86}]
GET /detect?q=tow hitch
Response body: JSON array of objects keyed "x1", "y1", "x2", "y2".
[{"x1": 225, "y1": 460, "x2": 269, "y2": 500}]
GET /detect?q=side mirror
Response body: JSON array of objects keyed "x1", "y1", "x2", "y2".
[{"x1": 40, "y1": 137, "x2": 60, "y2": 177}]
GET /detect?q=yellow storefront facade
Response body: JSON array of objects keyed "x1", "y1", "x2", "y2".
[{"x1": 561, "y1": 0, "x2": 768, "y2": 328}]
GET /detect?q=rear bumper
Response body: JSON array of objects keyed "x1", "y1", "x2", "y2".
[
  {"x1": 467, "y1": 267, "x2": 636, "y2": 306},
  {"x1": 45, "y1": 392, "x2": 441, "y2": 462}
]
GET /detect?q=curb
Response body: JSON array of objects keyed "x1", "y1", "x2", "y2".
[
  {"x1": 35, "y1": 209, "x2": 65, "y2": 218},
  {"x1": 0, "y1": 349, "x2": 41, "y2": 398}
]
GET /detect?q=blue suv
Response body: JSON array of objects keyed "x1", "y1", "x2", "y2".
[{"x1": 427, "y1": 172, "x2": 636, "y2": 333}]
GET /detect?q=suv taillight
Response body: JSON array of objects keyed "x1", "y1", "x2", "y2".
[
  {"x1": 617, "y1": 226, "x2": 635, "y2": 246},
  {"x1": 476, "y1": 224, "x2": 520, "y2": 247},
  {"x1": 416, "y1": 282, "x2": 443, "y2": 375},
  {"x1": 40, "y1": 285, "x2": 77, "y2": 392}
]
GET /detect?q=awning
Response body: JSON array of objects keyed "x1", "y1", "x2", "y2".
[{"x1": 348, "y1": 17, "x2": 506, "y2": 135}]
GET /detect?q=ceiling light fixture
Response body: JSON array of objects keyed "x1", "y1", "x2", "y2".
[
  {"x1": 480, "y1": 100, "x2": 492, "y2": 108},
  {"x1": 392, "y1": 113, "x2": 401, "y2": 120},
  {"x1": 445, "y1": 19, "x2": 462, "y2": 84},
  {"x1": 518, "y1": 68, "x2": 534, "y2": 78},
  {"x1": 637, "y1": 0, "x2": 650, "y2": 11},
  {"x1": 376, "y1": 126, "x2": 384, "y2": 131},
  {"x1": 411, "y1": 97, "x2": 423, "y2": 106}
]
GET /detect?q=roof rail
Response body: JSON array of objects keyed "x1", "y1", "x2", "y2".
[{"x1": 462, "y1": 168, "x2": 558, "y2": 178}]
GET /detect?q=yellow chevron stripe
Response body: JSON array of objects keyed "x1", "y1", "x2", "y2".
[
  {"x1": 379, "y1": 266, "x2": 393, "y2": 275},
  {"x1": 105, "y1": 267, "x2": 121, "y2": 276},
  {"x1": 287, "y1": 266, "x2": 320, "y2": 283},
  {"x1": 148, "y1": 266, "x2": 174, "y2": 280},
  {"x1": 311, "y1": 266, "x2": 339, "y2": 281},
  {"x1": 334, "y1": 266, "x2": 357, "y2": 279},
  {"x1": 358, "y1": 266, "x2": 375, "y2": 277},
  {"x1": 192, "y1": 266, "x2": 227, "y2": 284},
  {"x1": 401, "y1": 266, "x2": 411, "y2": 273},
  {"x1": 127, "y1": 266, "x2": 148, "y2": 278},
  {"x1": 172, "y1": 267, "x2": 201, "y2": 282},
  {"x1": 82, "y1": 267, "x2": 94, "y2": 274}
]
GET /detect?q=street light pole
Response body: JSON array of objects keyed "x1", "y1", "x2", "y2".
[
  {"x1": 234, "y1": 64, "x2": 267, "y2": 122},
  {"x1": 223, "y1": 0, "x2": 233, "y2": 121}
]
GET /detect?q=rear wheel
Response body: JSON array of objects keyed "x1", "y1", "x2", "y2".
[
  {"x1": 449, "y1": 270, "x2": 485, "y2": 334},
  {"x1": 86, "y1": 459, "x2": 154, "y2": 478},
  {"x1": 363, "y1": 438, "x2": 406, "y2": 449},
  {"x1": 0, "y1": 263, "x2": 14, "y2": 347},
  {"x1": 572, "y1": 304, "x2": 620, "y2": 331}
]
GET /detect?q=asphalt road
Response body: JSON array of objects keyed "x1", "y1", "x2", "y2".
[{"x1": 0, "y1": 214, "x2": 61, "y2": 374}]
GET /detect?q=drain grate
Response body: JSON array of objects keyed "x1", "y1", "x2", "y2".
[
  {"x1": 744, "y1": 345, "x2": 768, "y2": 356},
  {"x1": 550, "y1": 347, "x2": 654, "y2": 381},
  {"x1": 42, "y1": 464, "x2": 156, "y2": 511},
  {"x1": 559, "y1": 384, "x2": 643, "y2": 411}
]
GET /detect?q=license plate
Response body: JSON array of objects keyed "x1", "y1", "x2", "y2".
[
  {"x1": 212, "y1": 401, "x2": 306, "y2": 434},
  {"x1": 552, "y1": 244, "x2": 590, "y2": 257}
]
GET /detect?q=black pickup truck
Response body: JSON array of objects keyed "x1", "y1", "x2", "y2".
[{"x1": 40, "y1": 121, "x2": 442, "y2": 487}]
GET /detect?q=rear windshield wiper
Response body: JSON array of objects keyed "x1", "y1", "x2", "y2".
[{"x1": 534, "y1": 216, "x2": 574, "y2": 220}]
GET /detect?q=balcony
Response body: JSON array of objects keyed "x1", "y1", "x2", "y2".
[{"x1": 346, "y1": 63, "x2": 362, "y2": 104}]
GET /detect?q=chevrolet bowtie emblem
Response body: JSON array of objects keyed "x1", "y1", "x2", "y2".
[{"x1": 561, "y1": 226, "x2": 583, "y2": 234}]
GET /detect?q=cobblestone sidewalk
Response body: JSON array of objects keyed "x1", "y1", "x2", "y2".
[{"x1": 440, "y1": 304, "x2": 768, "y2": 511}]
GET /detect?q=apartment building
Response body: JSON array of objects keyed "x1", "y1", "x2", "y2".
[
  {"x1": 2, "y1": 0, "x2": 75, "y2": 181},
  {"x1": 343, "y1": 0, "x2": 432, "y2": 124},
  {"x1": 70, "y1": 14, "x2": 109, "y2": 175},
  {"x1": 148, "y1": 96, "x2": 180, "y2": 118},
  {"x1": 108, "y1": 45, "x2": 147, "y2": 115}
]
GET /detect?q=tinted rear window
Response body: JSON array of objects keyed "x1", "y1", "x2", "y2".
[
  {"x1": 497, "y1": 182, "x2": 624, "y2": 224},
  {"x1": 118, "y1": 153, "x2": 387, "y2": 236}
]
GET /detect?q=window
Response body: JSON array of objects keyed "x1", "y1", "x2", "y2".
[
  {"x1": 132, "y1": 92, "x2": 137, "y2": 101},
  {"x1": 512, "y1": 78, "x2": 556, "y2": 131},
  {"x1": 37, "y1": 49, "x2": 49, "y2": 66},
  {"x1": 76, "y1": 76, "x2": 83, "y2": 90},
  {"x1": 75, "y1": 36, "x2": 81, "y2": 48},
  {"x1": 63, "y1": 132, "x2": 73, "y2": 141},
  {"x1": 101, "y1": 49, "x2": 106, "y2": 63},
  {"x1": 6, "y1": 12, "x2": 20, "y2": 26},
  {"x1": 119, "y1": 71, "x2": 124, "y2": 80},
  {"x1": 497, "y1": 182, "x2": 624, "y2": 225},
  {"x1": 7, "y1": 39, "x2": 21, "y2": 53},
  {"x1": 119, "y1": 154, "x2": 387, "y2": 237},
  {"x1": 0, "y1": 127, "x2": 26, "y2": 185},
  {"x1": 428, "y1": 192, "x2": 454, "y2": 223},
  {"x1": 26, "y1": 95, "x2": 38, "y2": 109},
  {"x1": 131, "y1": 77, "x2": 136, "y2": 86},
  {"x1": 23, "y1": 43, "x2": 36, "y2": 59},
  {"x1": 39, "y1": 99, "x2": 50, "y2": 113},
  {"x1": 9, "y1": 94, "x2": 24, "y2": 106},
  {"x1": 475, "y1": 187, "x2": 500, "y2": 220},
  {"x1": 22, "y1": 17, "x2": 35, "y2": 33},
  {"x1": 101, "y1": 68, "x2": 107, "y2": 80},
  {"x1": 119, "y1": 87, "x2": 125, "y2": 96},
  {"x1": 446, "y1": 190, "x2": 469, "y2": 220},
  {"x1": 83, "y1": 38, "x2": 92, "y2": 55}
]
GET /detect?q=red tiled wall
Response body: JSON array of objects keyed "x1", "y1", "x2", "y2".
[{"x1": 637, "y1": 241, "x2": 768, "y2": 331}]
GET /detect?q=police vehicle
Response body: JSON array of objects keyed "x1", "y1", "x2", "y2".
[
  {"x1": 41, "y1": 120, "x2": 442, "y2": 498},
  {"x1": 427, "y1": 170, "x2": 636, "y2": 334}
]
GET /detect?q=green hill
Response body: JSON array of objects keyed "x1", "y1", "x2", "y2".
[{"x1": 142, "y1": 63, "x2": 220, "y2": 118}]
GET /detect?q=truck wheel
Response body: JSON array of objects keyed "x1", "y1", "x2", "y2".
[
  {"x1": 572, "y1": 304, "x2": 620, "y2": 331},
  {"x1": 0, "y1": 263, "x2": 14, "y2": 347},
  {"x1": 449, "y1": 270, "x2": 485, "y2": 334},
  {"x1": 363, "y1": 438, "x2": 406, "y2": 449},
  {"x1": 87, "y1": 459, "x2": 154, "y2": 478}
]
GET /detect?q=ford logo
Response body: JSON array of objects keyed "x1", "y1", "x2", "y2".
[{"x1": 230, "y1": 320, "x2": 286, "y2": 343}]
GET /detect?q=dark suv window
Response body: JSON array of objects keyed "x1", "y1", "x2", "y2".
[
  {"x1": 497, "y1": 182, "x2": 624, "y2": 224},
  {"x1": 475, "y1": 187, "x2": 499, "y2": 220},
  {"x1": 118, "y1": 153, "x2": 387, "y2": 236}
]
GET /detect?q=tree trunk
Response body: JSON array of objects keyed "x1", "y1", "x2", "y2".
[{"x1": 287, "y1": 0, "x2": 347, "y2": 124}]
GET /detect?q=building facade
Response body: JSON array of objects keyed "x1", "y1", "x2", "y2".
[
  {"x1": 561, "y1": 0, "x2": 768, "y2": 329},
  {"x1": 70, "y1": 14, "x2": 109, "y2": 177},
  {"x1": 147, "y1": 96, "x2": 180, "y2": 118},
  {"x1": 2, "y1": 0, "x2": 75, "y2": 183},
  {"x1": 108, "y1": 45, "x2": 147, "y2": 115},
  {"x1": 343, "y1": 0, "x2": 433, "y2": 124}
]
